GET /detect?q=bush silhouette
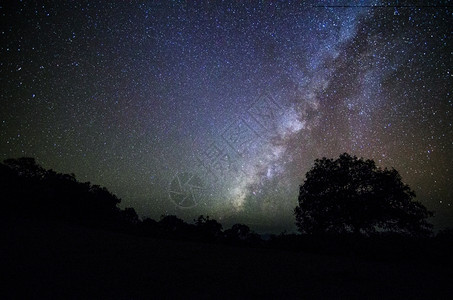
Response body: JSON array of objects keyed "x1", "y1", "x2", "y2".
[{"x1": 294, "y1": 153, "x2": 433, "y2": 236}]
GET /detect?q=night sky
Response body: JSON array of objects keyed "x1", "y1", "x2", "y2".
[{"x1": 1, "y1": 1, "x2": 452, "y2": 233}]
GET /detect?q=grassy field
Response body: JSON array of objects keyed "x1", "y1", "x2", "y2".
[{"x1": 2, "y1": 218, "x2": 452, "y2": 299}]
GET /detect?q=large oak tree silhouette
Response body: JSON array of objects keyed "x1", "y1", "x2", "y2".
[{"x1": 294, "y1": 153, "x2": 433, "y2": 236}]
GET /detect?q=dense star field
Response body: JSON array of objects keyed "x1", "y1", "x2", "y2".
[{"x1": 1, "y1": 1, "x2": 451, "y2": 233}]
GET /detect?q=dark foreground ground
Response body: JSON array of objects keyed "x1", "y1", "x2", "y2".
[{"x1": 2, "y1": 218, "x2": 452, "y2": 299}]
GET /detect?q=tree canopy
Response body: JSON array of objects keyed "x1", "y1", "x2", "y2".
[
  {"x1": 294, "y1": 153, "x2": 433, "y2": 236},
  {"x1": 0, "y1": 157, "x2": 128, "y2": 227}
]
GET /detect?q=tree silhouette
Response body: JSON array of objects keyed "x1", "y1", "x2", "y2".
[
  {"x1": 158, "y1": 215, "x2": 193, "y2": 239},
  {"x1": 224, "y1": 223, "x2": 261, "y2": 245},
  {"x1": 294, "y1": 153, "x2": 433, "y2": 236},
  {"x1": 194, "y1": 215, "x2": 223, "y2": 241},
  {"x1": 225, "y1": 223, "x2": 251, "y2": 241},
  {"x1": 1, "y1": 157, "x2": 125, "y2": 227},
  {"x1": 120, "y1": 207, "x2": 140, "y2": 225},
  {"x1": 3, "y1": 157, "x2": 47, "y2": 178}
]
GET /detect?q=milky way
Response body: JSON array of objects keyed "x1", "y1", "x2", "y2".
[{"x1": 1, "y1": 1, "x2": 452, "y2": 232}]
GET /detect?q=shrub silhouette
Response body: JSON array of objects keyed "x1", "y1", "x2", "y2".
[{"x1": 294, "y1": 153, "x2": 433, "y2": 236}]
